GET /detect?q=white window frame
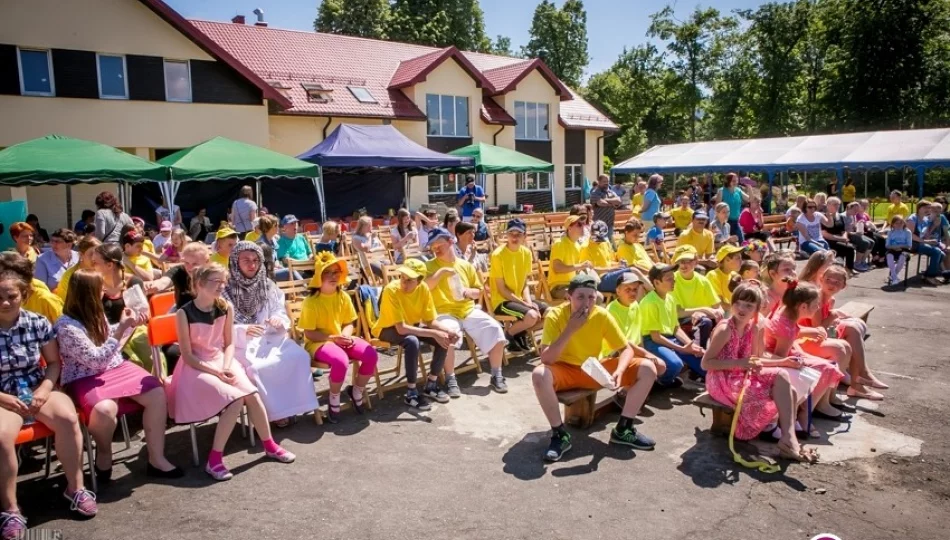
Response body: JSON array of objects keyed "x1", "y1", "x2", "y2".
[
  {"x1": 514, "y1": 100, "x2": 550, "y2": 141},
  {"x1": 96, "y1": 53, "x2": 129, "y2": 100},
  {"x1": 428, "y1": 173, "x2": 462, "y2": 195},
  {"x1": 565, "y1": 164, "x2": 584, "y2": 190},
  {"x1": 16, "y1": 47, "x2": 55, "y2": 97},
  {"x1": 516, "y1": 172, "x2": 551, "y2": 192},
  {"x1": 426, "y1": 94, "x2": 470, "y2": 138},
  {"x1": 163, "y1": 59, "x2": 192, "y2": 103}
]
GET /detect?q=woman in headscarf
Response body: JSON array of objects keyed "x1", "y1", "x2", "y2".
[{"x1": 224, "y1": 241, "x2": 318, "y2": 427}]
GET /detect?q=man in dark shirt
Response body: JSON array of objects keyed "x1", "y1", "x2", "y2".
[{"x1": 590, "y1": 174, "x2": 622, "y2": 244}]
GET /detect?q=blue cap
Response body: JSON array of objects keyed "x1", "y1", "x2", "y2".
[
  {"x1": 280, "y1": 214, "x2": 299, "y2": 227},
  {"x1": 426, "y1": 227, "x2": 454, "y2": 247},
  {"x1": 506, "y1": 218, "x2": 526, "y2": 234}
]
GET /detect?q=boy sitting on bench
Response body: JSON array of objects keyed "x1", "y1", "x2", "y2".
[{"x1": 532, "y1": 274, "x2": 658, "y2": 462}]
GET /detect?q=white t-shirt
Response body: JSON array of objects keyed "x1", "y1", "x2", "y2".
[
  {"x1": 231, "y1": 198, "x2": 258, "y2": 233},
  {"x1": 153, "y1": 233, "x2": 170, "y2": 251},
  {"x1": 156, "y1": 205, "x2": 180, "y2": 225},
  {"x1": 796, "y1": 213, "x2": 823, "y2": 244}
]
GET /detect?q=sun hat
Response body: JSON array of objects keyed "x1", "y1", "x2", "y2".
[
  {"x1": 215, "y1": 227, "x2": 238, "y2": 240},
  {"x1": 308, "y1": 252, "x2": 348, "y2": 289},
  {"x1": 396, "y1": 258, "x2": 428, "y2": 280},
  {"x1": 716, "y1": 244, "x2": 746, "y2": 262}
]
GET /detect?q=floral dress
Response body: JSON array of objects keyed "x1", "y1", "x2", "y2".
[
  {"x1": 764, "y1": 308, "x2": 843, "y2": 401},
  {"x1": 706, "y1": 318, "x2": 780, "y2": 440}
]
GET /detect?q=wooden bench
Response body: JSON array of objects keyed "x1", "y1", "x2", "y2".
[
  {"x1": 837, "y1": 301, "x2": 874, "y2": 323},
  {"x1": 557, "y1": 389, "x2": 617, "y2": 428},
  {"x1": 692, "y1": 391, "x2": 734, "y2": 436}
]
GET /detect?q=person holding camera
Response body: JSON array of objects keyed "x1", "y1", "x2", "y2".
[{"x1": 456, "y1": 175, "x2": 486, "y2": 223}]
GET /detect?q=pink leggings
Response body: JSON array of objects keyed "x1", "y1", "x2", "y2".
[{"x1": 313, "y1": 338, "x2": 379, "y2": 384}]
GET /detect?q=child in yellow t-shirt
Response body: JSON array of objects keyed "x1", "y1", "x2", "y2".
[
  {"x1": 670, "y1": 194, "x2": 695, "y2": 233},
  {"x1": 581, "y1": 220, "x2": 615, "y2": 269}
]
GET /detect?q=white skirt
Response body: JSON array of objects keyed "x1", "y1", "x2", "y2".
[{"x1": 234, "y1": 326, "x2": 319, "y2": 421}]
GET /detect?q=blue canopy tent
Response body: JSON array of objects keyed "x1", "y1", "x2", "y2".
[
  {"x1": 612, "y1": 128, "x2": 950, "y2": 198},
  {"x1": 297, "y1": 124, "x2": 474, "y2": 219}
]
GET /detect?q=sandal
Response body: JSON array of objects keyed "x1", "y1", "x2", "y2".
[
  {"x1": 265, "y1": 446, "x2": 296, "y2": 464},
  {"x1": 204, "y1": 463, "x2": 233, "y2": 482},
  {"x1": 847, "y1": 387, "x2": 884, "y2": 401},
  {"x1": 858, "y1": 376, "x2": 889, "y2": 390},
  {"x1": 777, "y1": 441, "x2": 820, "y2": 463}
]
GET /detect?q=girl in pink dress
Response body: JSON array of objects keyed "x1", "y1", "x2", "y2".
[
  {"x1": 167, "y1": 263, "x2": 295, "y2": 481},
  {"x1": 763, "y1": 279, "x2": 845, "y2": 437},
  {"x1": 703, "y1": 282, "x2": 816, "y2": 462},
  {"x1": 761, "y1": 251, "x2": 797, "y2": 315}
]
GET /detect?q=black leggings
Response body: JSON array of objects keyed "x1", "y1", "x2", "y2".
[
  {"x1": 378, "y1": 327, "x2": 447, "y2": 385},
  {"x1": 848, "y1": 233, "x2": 874, "y2": 254},
  {"x1": 828, "y1": 239, "x2": 856, "y2": 270}
]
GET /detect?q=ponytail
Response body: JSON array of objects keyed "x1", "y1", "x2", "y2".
[{"x1": 781, "y1": 278, "x2": 818, "y2": 321}]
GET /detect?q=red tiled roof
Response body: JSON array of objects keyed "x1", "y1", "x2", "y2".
[
  {"x1": 482, "y1": 58, "x2": 571, "y2": 100},
  {"x1": 480, "y1": 98, "x2": 516, "y2": 126},
  {"x1": 390, "y1": 47, "x2": 491, "y2": 90},
  {"x1": 137, "y1": 0, "x2": 291, "y2": 109},
  {"x1": 188, "y1": 18, "x2": 617, "y2": 130}
]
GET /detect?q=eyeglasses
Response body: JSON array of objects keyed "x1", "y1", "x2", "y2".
[{"x1": 324, "y1": 269, "x2": 343, "y2": 277}]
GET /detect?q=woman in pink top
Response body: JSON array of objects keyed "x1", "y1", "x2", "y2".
[
  {"x1": 738, "y1": 196, "x2": 777, "y2": 251},
  {"x1": 763, "y1": 279, "x2": 845, "y2": 438}
]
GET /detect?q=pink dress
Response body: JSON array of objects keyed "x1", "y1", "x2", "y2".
[
  {"x1": 166, "y1": 301, "x2": 257, "y2": 424},
  {"x1": 763, "y1": 308, "x2": 843, "y2": 400},
  {"x1": 706, "y1": 318, "x2": 781, "y2": 440}
]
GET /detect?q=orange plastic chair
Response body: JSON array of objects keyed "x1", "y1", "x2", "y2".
[
  {"x1": 149, "y1": 291, "x2": 176, "y2": 317},
  {"x1": 303, "y1": 222, "x2": 320, "y2": 234}
]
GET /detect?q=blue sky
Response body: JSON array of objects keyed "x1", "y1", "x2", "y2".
[{"x1": 167, "y1": 0, "x2": 767, "y2": 77}]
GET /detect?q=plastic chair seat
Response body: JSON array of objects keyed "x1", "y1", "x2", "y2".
[{"x1": 15, "y1": 422, "x2": 53, "y2": 445}]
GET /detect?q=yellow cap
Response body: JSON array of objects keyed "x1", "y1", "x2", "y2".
[
  {"x1": 215, "y1": 227, "x2": 238, "y2": 240},
  {"x1": 716, "y1": 244, "x2": 746, "y2": 262},
  {"x1": 564, "y1": 215, "x2": 584, "y2": 230},
  {"x1": 672, "y1": 244, "x2": 698, "y2": 263},
  {"x1": 308, "y1": 252, "x2": 348, "y2": 289},
  {"x1": 396, "y1": 258, "x2": 427, "y2": 280}
]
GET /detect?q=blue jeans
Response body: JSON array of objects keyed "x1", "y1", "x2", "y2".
[
  {"x1": 728, "y1": 218, "x2": 745, "y2": 244},
  {"x1": 643, "y1": 335, "x2": 705, "y2": 385},
  {"x1": 800, "y1": 239, "x2": 830, "y2": 255},
  {"x1": 597, "y1": 268, "x2": 629, "y2": 294},
  {"x1": 914, "y1": 242, "x2": 946, "y2": 277},
  {"x1": 274, "y1": 268, "x2": 302, "y2": 282},
  {"x1": 679, "y1": 316, "x2": 714, "y2": 349}
]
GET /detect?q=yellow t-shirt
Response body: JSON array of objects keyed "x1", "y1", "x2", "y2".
[
  {"x1": 143, "y1": 238, "x2": 155, "y2": 254},
  {"x1": 631, "y1": 192, "x2": 644, "y2": 213},
  {"x1": 705, "y1": 268, "x2": 736, "y2": 305},
  {"x1": 548, "y1": 235, "x2": 581, "y2": 287},
  {"x1": 842, "y1": 184, "x2": 856, "y2": 203},
  {"x1": 605, "y1": 299, "x2": 642, "y2": 354},
  {"x1": 245, "y1": 231, "x2": 261, "y2": 243},
  {"x1": 886, "y1": 202, "x2": 911, "y2": 222},
  {"x1": 210, "y1": 251, "x2": 229, "y2": 267},
  {"x1": 299, "y1": 289, "x2": 358, "y2": 356},
  {"x1": 638, "y1": 290, "x2": 678, "y2": 337},
  {"x1": 670, "y1": 207, "x2": 695, "y2": 230},
  {"x1": 581, "y1": 240, "x2": 615, "y2": 269},
  {"x1": 125, "y1": 254, "x2": 153, "y2": 275},
  {"x1": 372, "y1": 280, "x2": 437, "y2": 337},
  {"x1": 55, "y1": 263, "x2": 79, "y2": 301},
  {"x1": 677, "y1": 228, "x2": 715, "y2": 258},
  {"x1": 672, "y1": 271, "x2": 720, "y2": 310},
  {"x1": 26, "y1": 278, "x2": 63, "y2": 323},
  {"x1": 425, "y1": 257, "x2": 479, "y2": 319},
  {"x1": 541, "y1": 304, "x2": 626, "y2": 366},
  {"x1": 489, "y1": 245, "x2": 533, "y2": 310},
  {"x1": 616, "y1": 241, "x2": 654, "y2": 271}
]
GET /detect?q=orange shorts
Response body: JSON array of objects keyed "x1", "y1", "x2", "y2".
[{"x1": 549, "y1": 357, "x2": 643, "y2": 392}]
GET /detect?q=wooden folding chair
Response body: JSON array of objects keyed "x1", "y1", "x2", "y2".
[
  {"x1": 287, "y1": 258, "x2": 315, "y2": 278},
  {"x1": 480, "y1": 272, "x2": 542, "y2": 361},
  {"x1": 276, "y1": 278, "x2": 310, "y2": 302}
]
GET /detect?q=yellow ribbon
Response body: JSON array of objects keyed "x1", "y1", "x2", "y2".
[{"x1": 729, "y1": 369, "x2": 781, "y2": 474}]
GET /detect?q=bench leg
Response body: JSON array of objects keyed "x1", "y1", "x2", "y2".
[
  {"x1": 563, "y1": 393, "x2": 597, "y2": 429},
  {"x1": 710, "y1": 408, "x2": 734, "y2": 436}
]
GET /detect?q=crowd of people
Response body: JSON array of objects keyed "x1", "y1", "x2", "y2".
[{"x1": 1, "y1": 176, "x2": 944, "y2": 539}]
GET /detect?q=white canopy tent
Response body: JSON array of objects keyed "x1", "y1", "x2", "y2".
[{"x1": 612, "y1": 127, "x2": 950, "y2": 197}]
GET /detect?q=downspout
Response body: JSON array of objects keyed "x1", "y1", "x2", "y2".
[
  {"x1": 322, "y1": 116, "x2": 333, "y2": 140},
  {"x1": 597, "y1": 131, "x2": 617, "y2": 175},
  {"x1": 492, "y1": 125, "x2": 505, "y2": 206}
]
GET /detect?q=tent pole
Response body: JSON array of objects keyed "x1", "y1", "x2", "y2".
[
  {"x1": 550, "y1": 172, "x2": 557, "y2": 212},
  {"x1": 917, "y1": 167, "x2": 925, "y2": 199},
  {"x1": 864, "y1": 170, "x2": 868, "y2": 199},
  {"x1": 404, "y1": 173, "x2": 409, "y2": 209},
  {"x1": 885, "y1": 170, "x2": 889, "y2": 195},
  {"x1": 255, "y1": 179, "x2": 262, "y2": 209}
]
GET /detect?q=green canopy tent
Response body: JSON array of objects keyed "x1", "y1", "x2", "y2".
[
  {"x1": 447, "y1": 142, "x2": 556, "y2": 210},
  {"x1": 157, "y1": 136, "x2": 321, "y2": 219}
]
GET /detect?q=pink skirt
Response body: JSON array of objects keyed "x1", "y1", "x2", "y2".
[
  {"x1": 706, "y1": 368, "x2": 781, "y2": 440},
  {"x1": 68, "y1": 361, "x2": 161, "y2": 418}
]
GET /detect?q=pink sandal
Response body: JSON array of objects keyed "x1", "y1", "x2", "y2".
[
  {"x1": 205, "y1": 462, "x2": 233, "y2": 481},
  {"x1": 265, "y1": 447, "x2": 296, "y2": 464}
]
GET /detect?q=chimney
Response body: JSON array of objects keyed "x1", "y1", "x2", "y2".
[
  {"x1": 231, "y1": 14, "x2": 245, "y2": 24},
  {"x1": 252, "y1": 8, "x2": 267, "y2": 27}
]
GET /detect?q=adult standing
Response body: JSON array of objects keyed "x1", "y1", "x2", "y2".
[
  {"x1": 590, "y1": 174, "x2": 622, "y2": 242},
  {"x1": 641, "y1": 174, "x2": 664, "y2": 223},
  {"x1": 230, "y1": 185, "x2": 258, "y2": 240},
  {"x1": 34, "y1": 229, "x2": 79, "y2": 290},
  {"x1": 189, "y1": 208, "x2": 212, "y2": 242},
  {"x1": 456, "y1": 175, "x2": 486, "y2": 223},
  {"x1": 154, "y1": 195, "x2": 182, "y2": 229},
  {"x1": 716, "y1": 173, "x2": 749, "y2": 244},
  {"x1": 93, "y1": 191, "x2": 134, "y2": 244}
]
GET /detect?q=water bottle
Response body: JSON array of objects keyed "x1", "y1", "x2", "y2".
[{"x1": 17, "y1": 379, "x2": 34, "y2": 426}]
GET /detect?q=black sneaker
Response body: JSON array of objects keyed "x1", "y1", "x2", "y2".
[
  {"x1": 405, "y1": 391, "x2": 432, "y2": 411},
  {"x1": 610, "y1": 426, "x2": 655, "y2": 450},
  {"x1": 423, "y1": 381, "x2": 450, "y2": 403},
  {"x1": 506, "y1": 334, "x2": 526, "y2": 352},
  {"x1": 490, "y1": 374, "x2": 508, "y2": 393},
  {"x1": 517, "y1": 332, "x2": 534, "y2": 352},
  {"x1": 544, "y1": 430, "x2": 572, "y2": 462}
]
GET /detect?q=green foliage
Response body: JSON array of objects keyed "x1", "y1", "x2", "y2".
[
  {"x1": 603, "y1": 155, "x2": 614, "y2": 174},
  {"x1": 388, "y1": 0, "x2": 491, "y2": 52},
  {"x1": 522, "y1": 0, "x2": 590, "y2": 87},
  {"x1": 314, "y1": 0, "x2": 390, "y2": 39},
  {"x1": 490, "y1": 35, "x2": 515, "y2": 57}
]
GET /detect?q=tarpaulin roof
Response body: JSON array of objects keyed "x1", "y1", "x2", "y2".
[
  {"x1": 0, "y1": 135, "x2": 166, "y2": 185},
  {"x1": 612, "y1": 128, "x2": 950, "y2": 175},
  {"x1": 447, "y1": 142, "x2": 554, "y2": 174},
  {"x1": 297, "y1": 124, "x2": 473, "y2": 173},
  {"x1": 158, "y1": 136, "x2": 318, "y2": 181}
]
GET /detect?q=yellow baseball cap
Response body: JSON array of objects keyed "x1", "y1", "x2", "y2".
[
  {"x1": 308, "y1": 252, "x2": 349, "y2": 288},
  {"x1": 716, "y1": 244, "x2": 746, "y2": 262},
  {"x1": 564, "y1": 215, "x2": 584, "y2": 230},
  {"x1": 215, "y1": 227, "x2": 238, "y2": 240},
  {"x1": 396, "y1": 258, "x2": 427, "y2": 280},
  {"x1": 672, "y1": 244, "x2": 698, "y2": 263}
]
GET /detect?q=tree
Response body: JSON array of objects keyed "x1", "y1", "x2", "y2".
[
  {"x1": 314, "y1": 0, "x2": 390, "y2": 39},
  {"x1": 648, "y1": 6, "x2": 738, "y2": 141},
  {"x1": 388, "y1": 0, "x2": 491, "y2": 52},
  {"x1": 490, "y1": 35, "x2": 514, "y2": 57},
  {"x1": 522, "y1": 0, "x2": 590, "y2": 87}
]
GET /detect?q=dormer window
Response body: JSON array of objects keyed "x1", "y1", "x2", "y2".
[{"x1": 302, "y1": 83, "x2": 332, "y2": 103}]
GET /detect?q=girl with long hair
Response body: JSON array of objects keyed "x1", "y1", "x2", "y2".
[{"x1": 93, "y1": 191, "x2": 134, "y2": 244}]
